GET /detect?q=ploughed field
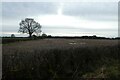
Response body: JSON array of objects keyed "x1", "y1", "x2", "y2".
[{"x1": 2, "y1": 39, "x2": 120, "y2": 80}]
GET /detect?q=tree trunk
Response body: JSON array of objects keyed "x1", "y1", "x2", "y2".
[{"x1": 29, "y1": 33, "x2": 32, "y2": 38}]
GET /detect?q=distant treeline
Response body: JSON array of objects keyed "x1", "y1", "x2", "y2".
[
  {"x1": 1, "y1": 36, "x2": 120, "y2": 44},
  {"x1": 48, "y1": 36, "x2": 120, "y2": 40}
]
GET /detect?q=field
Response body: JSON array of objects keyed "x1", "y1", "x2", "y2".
[{"x1": 2, "y1": 38, "x2": 120, "y2": 80}]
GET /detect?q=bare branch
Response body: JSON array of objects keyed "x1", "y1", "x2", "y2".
[{"x1": 18, "y1": 18, "x2": 42, "y2": 37}]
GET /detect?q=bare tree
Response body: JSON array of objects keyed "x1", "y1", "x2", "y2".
[{"x1": 19, "y1": 18, "x2": 42, "y2": 38}]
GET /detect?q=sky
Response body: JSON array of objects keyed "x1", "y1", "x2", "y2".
[{"x1": 1, "y1": 1, "x2": 119, "y2": 38}]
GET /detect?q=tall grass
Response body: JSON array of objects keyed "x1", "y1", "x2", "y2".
[{"x1": 2, "y1": 43, "x2": 120, "y2": 80}]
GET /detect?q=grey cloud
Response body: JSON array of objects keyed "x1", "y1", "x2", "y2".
[
  {"x1": 2, "y1": 2, "x2": 117, "y2": 21},
  {"x1": 2, "y1": 25, "x2": 19, "y2": 32},
  {"x1": 2, "y1": 2, "x2": 58, "y2": 19},
  {"x1": 2, "y1": 2, "x2": 118, "y2": 37},
  {"x1": 62, "y1": 2, "x2": 117, "y2": 21}
]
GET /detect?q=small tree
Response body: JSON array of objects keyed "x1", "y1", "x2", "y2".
[
  {"x1": 42, "y1": 33, "x2": 47, "y2": 38},
  {"x1": 19, "y1": 18, "x2": 42, "y2": 38},
  {"x1": 11, "y1": 34, "x2": 15, "y2": 38}
]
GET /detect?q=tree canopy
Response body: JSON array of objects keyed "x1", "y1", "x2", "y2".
[{"x1": 19, "y1": 18, "x2": 42, "y2": 37}]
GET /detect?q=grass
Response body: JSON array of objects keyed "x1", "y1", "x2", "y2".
[{"x1": 2, "y1": 39, "x2": 120, "y2": 80}]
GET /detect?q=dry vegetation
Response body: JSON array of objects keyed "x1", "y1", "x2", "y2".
[{"x1": 2, "y1": 39, "x2": 120, "y2": 80}]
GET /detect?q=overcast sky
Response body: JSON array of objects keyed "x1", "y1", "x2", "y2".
[{"x1": 1, "y1": 1, "x2": 118, "y2": 37}]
